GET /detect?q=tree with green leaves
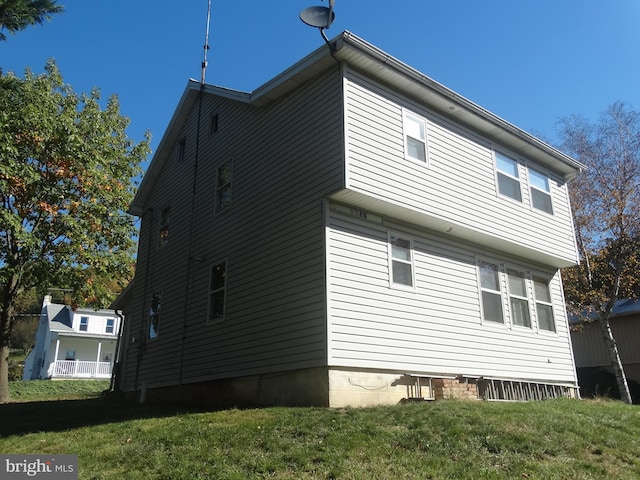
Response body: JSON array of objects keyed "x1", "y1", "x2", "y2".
[
  {"x1": 0, "y1": 0, "x2": 63, "y2": 40},
  {"x1": 559, "y1": 101, "x2": 640, "y2": 404},
  {"x1": 0, "y1": 61, "x2": 150, "y2": 403}
]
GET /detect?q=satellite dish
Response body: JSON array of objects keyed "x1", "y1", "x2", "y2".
[{"x1": 299, "y1": 6, "x2": 335, "y2": 29}]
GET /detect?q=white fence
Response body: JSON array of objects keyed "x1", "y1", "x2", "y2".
[{"x1": 50, "y1": 360, "x2": 112, "y2": 379}]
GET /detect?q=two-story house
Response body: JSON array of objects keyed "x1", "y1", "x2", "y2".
[
  {"x1": 113, "y1": 32, "x2": 585, "y2": 407},
  {"x1": 23, "y1": 295, "x2": 121, "y2": 380}
]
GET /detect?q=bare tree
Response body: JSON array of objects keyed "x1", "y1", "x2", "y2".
[{"x1": 559, "y1": 101, "x2": 640, "y2": 404}]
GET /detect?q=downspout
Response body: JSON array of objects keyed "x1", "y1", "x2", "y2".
[{"x1": 109, "y1": 309, "x2": 125, "y2": 392}]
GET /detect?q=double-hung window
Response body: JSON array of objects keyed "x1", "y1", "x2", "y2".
[
  {"x1": 208, "y1": 261, "x2": 227, "y2": 323},
  {"x1": 216, "y1": 160, "x2": 232, "y2": 213},
  {"x1": 507, "y1": 268, "x2": 531, "y2": 328},
  {"x1": 149, "y1": 292, "x2": 161, "y2": 339},
  {"x1": 495, "y1": 152, "x2": 522, "y2": 202},
  {"x1": 533, "y1": 275, "x2": 556, "y2": 332},
  {"x1": 159, "y1": 207, "x2": 170, "y2": 247},
  {"x1": 79, "y1": 316, "x2": 89, "y2": 332},
  {"x1": 106, "y1": 318, "x2": 115, "y2": 334},
  {"x1": 389, "y1": 233, "x2": 414, "y2": 289},
  {"x1": 403, "y1": 110, "x2": 427, "y2": 162},
  {"x1": 478, "y1": 261, "x2": 504, "y2": 323},
  {"x1": 528, "y1": 168, "x2": 553, "y2": 214}
]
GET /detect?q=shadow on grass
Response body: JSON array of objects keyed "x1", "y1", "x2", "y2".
[{"x1": 0, "y1": 398, "x2": 206, "y2": 437}]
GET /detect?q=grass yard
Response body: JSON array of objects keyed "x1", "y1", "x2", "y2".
[{"x1": 1, "y1": 381, "x2": 638, "y2": 479}]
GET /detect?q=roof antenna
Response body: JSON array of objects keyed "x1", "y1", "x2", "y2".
[
  {"x1": 300, "y1": 0, "x2": 336, "y2": 52},
  {"x1": 201, "y1": 0, "x2": 212, "y2": 84}
]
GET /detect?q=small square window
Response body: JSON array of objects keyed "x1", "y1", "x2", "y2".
[{"x1": 495, "y1": 152, "x2": 522, "y2": 202}]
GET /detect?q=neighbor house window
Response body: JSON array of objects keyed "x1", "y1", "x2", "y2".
[
  {"x1": 389, "y1": 233, "x2": 414, "y2": 288},
  {"x1": 403, "y1": 110, "x2": 427, "y2": 162},
  {"x1": 507, "y1": 268, "x2": 531, "y2": 328},
  {"x1": 208, "y1": 261, "x2": 227, "y2": 323},
  {"x1": 216, "y1": 160, "x2": 232, "y2": 213},
  {"x1": 159, "y1": 207, "x2": 170, "y2": 246},
  {"x1": 106, "y1": 318, "x2": 115, "y2": 334},
  {"x1": 149, "y1": 292, "x2": 161, "y2": 339},
  {"x1": 79, "y1": 316, "x2": 89, "y2": 332},
  {"x1": 529, "y1": 168, "x2": 553, "y2": 214},
  {"x1": 533, "y1": 275, "x2": 556, "y2": 332},
  {"x1": 177, "y1": 138, "x2": 186, "y2": 164},
  {"x1": 495, "y1": 152, "x2": 522, "y2": 202},
  {"x1": 478, "y1": 261, "x2": 504, "y2": 323}
]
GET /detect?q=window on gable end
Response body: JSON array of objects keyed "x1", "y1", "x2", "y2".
[
  {"x1": 209, "y1": 113, "x2": 219, "y2": 136},
  {"x1": 389, "y1": 233, "x2": 414, "y2": 289},
  {"x1": 478, "y1": 261, "x2": 504, "y2": 323},
  {"x1": 149, "y1": 292, "x2": 161, "y2": 339},
  {"x1": 533, "y1": 275, "x2": 556, "y2": 332},
  {"x1": 208, "y1": 260, "x2": 227, "y2": 323},
  {"x1": 216, "y1": 160, "x2": 232, "y2": 213},
  {"x1": 528, "y1": 168, "x2": 553, "y2": 214},
  {"x1": 495, "y1": 152, "x2": 522, "y2": 202},
  {"x1": 177, "y1": 138, "x2": 186, "y2": 164},
  {"x1": 159, "y1": 207, "x2": 170, "y2": 247},
  {"x1": 403, "y1": 110, "x2": 427, "y2": 163},
  {"x1": 506, "y1": 268, "x2": 531, "y2": 328}
]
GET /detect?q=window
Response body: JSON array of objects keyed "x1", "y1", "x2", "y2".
[
  {"x1": 533, "y1": 275, "x2": 556, "y2": 332},
  {"x1": 216, "y1": 161, "x2": 232, "y2": 213},
  {"x1": 403, "y1": 110, "x2": 427, "y2": 162},
  {"x1": 177, "y1": 138, "x2": 186, "y2": 164},
  {"x1": 507, "y1": 268, "x2": 531, "y2": 328},
  {"x1": 495, "y1": 152, "x2": 522, "y2": 202},
  {"x1": 478, "y1": 261, "x2": 504, "y2": 323},
  {"x1": 149, "y1": 292, "x2": 161, "y2": 339},
  {"x1": 208, "y1": 261, "x2": 226, "y2": 323},
  {"x1": 79, "y1": 316, "x2": 88, "y2": 332},
  {"x1": 209, "y1": 113, "x2": 219, "y2": 136},
  {"x1": 389, "y1": 233, "x2": 414, "y2": 288},
  {"x1": 159, "y1": 207, "x2": 170, "y2": 246},
  {"x1": 65, "y1": 350, "x2": 76, "y2": 360},
  {"x1": 106, "y1": 318, "x2": 115, "y2": 334},
  {"x1": 529, "y1": 168, "x2": 553, "y2": 214}
]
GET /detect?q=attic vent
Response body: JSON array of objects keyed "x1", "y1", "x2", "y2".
[{"x1": 478, "y1": 379, "x2": 576, "y2": 401}]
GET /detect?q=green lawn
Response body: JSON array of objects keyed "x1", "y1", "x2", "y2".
[{"x1": 1, "y1": 381, "x2": 638, "y2": 479}]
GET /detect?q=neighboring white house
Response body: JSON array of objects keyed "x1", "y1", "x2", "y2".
[
  {"x1": 23, "y1": 295, "x2": 121, "y2": 380},
  {"x1": 113, "y1": 31, "x2": 586, "y2": 407}
]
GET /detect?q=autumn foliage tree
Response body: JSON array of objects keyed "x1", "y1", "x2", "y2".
[
  {"x1": 559, "y1": 101, "x2": 640, "y2": 404},
  {"x1": 0, "y1": 61, "x2": 150, "y2": 402}
]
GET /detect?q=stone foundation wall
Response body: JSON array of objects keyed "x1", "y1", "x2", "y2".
[{"x1": 432, "y1": 377, "x2": 478, "y2": 400}]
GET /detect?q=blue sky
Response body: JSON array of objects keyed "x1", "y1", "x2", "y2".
[{"x1": 2, "y1": 1, "x2": 639, "y2": 168}]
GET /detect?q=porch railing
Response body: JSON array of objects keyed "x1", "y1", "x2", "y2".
[{"x1": 50, "y1": 360, "x2": 112, "y2": 379}]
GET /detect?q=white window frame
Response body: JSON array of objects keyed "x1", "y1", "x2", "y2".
[
  {"x1": 388, "y1": 232, "x2": 415, "y2": 290},
  {"x1": 494, "y1": 151, "x2": 523, "y2": 203},
  {"x1": 532, "y1": 273, "x2": 556, "y2": 333},
  {"x1": 528, "y1": 167, "x2": 554, "y2": 214},
  {"x1": 105, "y1": 318, "x2": 115, "y2": 334},
  {"x1": 477, "y1": 260, "x2": 505, "y2": 325},
  {"x1": 402, "y1": 108, "x2": 428, "y2": 164},
  {"x1": 505, "y1": 266, "x2": 532, "y2": 329},
  {"x1": 79, "y1": 316, "x2": 89, "y2": 332},
  {"x1": 208, "y1": 259, "x2": 227, "y2": 324}
]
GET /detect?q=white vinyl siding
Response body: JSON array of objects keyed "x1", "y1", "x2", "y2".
[
  {"x1": 327, "y1": 211, "x2": 576, "y2": 383},
  {"x1": 342, "y1": 69, "x2": 578, "y2": 267}
]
